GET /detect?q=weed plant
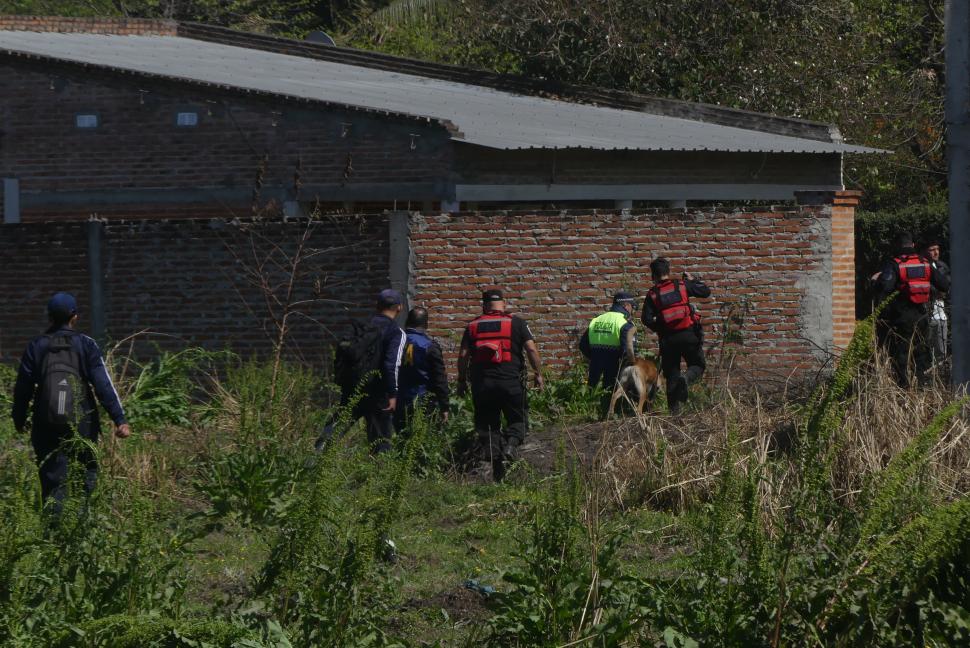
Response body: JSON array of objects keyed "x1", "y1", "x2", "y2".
[
  {"x1": 194, "y1": 360, "x2": 323, "y2": 527},
  {"x1": 483, "y1": 451, "x2": 646, "y2": 646},
  {"x1": 628, "y1": 311, "x2": 970, "y2": 646}
]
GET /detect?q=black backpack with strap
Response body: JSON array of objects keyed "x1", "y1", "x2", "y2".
[
  {"x1": 333, "y1": 320, "x2": 384, "y2": 394},
  {"x1": 36, "y1": 334, "x2": 84, "y2": 428}
]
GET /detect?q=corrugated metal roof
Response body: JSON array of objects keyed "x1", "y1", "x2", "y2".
[{"x1": 0, "y1": 31, "x2": 882, "y2": 154}]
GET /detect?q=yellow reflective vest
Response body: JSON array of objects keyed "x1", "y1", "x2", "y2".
[{"x1": 587, "y1": 310, "x2": 628, "y2": 349}]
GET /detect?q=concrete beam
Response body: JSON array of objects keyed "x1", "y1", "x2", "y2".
[
  {"x1": 3, "y1": 178, "x2": 20, "y2": 223},
  {"x1": 454, "y1": 183, "x2": 843, "y2": 202},
  {"x1": 388, "y1": 211, "x2": 411, "y2": 321},
  {"x1": 18, "y1": 182, "x2": 448, "y2": 207}
]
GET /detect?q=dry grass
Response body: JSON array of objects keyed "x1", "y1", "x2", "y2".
[{"x1": 596, "y1": 349, "x2": 969, "y2": 516}]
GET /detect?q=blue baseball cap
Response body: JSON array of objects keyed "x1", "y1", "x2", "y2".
[
  {"x1": 613, "y1": 290, "x2": 635, "y2": 304},
  {"x1": 378, "y1": 289, "x2": 403, "y2": 307},
  {"x1": 47, "y1": 292, "x2": 78, "y2": 320}
]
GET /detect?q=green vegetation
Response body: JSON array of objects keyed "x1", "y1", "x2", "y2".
[{"x1": 1, "y1": 312, "x2": 968, "y2": 645}]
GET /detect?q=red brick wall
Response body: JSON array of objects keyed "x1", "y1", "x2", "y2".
[
  {"x1": 0, "y1": 60, "x2": 451, "y2": 221},
  {"x1": 0, "y1": 15, "x2": 176, "y2": 35},
  {"x1": 409, "y1": 207, "x2": 835, "y2": 380},
  {"x1": 831, "y1": 191, "x2": 861, "y2": 348},
  {"x1": 1, "y1": 207, "x2": 842, "y2": 385},
  {"x1": 0, "y1": 215, "x2": 390, "y2": 367}
]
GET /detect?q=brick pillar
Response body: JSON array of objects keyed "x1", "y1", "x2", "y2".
[{"x1": 831, "y1": 190, "x2": 862, "y2": 348}]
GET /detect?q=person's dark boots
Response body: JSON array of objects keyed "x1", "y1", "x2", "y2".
[
  {"x1": 685, "y1": 366, "x2": 704, "y2": 386},
  {"x1": 504, "y1": 436, "x2": 521, "y2": 462},
  {"x1": 668, "y1": 376, "x2": 687, "y2": 414}
]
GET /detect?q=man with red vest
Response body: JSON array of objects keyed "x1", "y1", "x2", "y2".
[
  {"x1": 876, "y1": 232, "x2": 950, "y2": 386},
  {"x1": 641, "y1": 257, "x2": 711, "y2": 413},
  {"x1": 457, "y1": 289, "x2": 544, "y2": 481}
]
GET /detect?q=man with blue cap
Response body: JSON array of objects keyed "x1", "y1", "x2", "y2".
[
  {"x1": 321, "y1": 288, "x2": 406, "y2": 454},
  {"x1": 579, "y1": 290, "x2": 637, "y2": 392},
  {"x1": 11, "y1": 292, "x2": 130, "y2": 512}
]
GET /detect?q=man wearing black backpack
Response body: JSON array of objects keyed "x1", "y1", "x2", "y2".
[
  {"x1": 320, "y1": 289, "x2": 406, "y2": 454},
  {"x1": 876, "y1": 233, "x2": 950, "y2": 386},
  {"x1": 11, "y1": 293, "x2": 130, "y2": 512}
]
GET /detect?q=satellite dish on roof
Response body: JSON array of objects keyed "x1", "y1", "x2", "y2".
[{"x1": 305, "y1": 31, "x2": 336, "y2": 46}]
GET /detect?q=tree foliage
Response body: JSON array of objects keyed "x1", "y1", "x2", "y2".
[{"x1": 353, "y1": 0, "x2": 946, "y2": 210}]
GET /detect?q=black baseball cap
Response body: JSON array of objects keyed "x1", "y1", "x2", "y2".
[
  {"x1": 482, "y1": 289, "x2": 504, "y2": 303},
  {"x1": 613, "y1": 290, "x2": 635, "y2": 304}
]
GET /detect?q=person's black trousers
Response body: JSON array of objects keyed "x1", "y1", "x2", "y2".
[
  {"x1": 31, "y1": 422, "x2": 98, "y2": 513},
  {"x1": 588, "y1": 351, "x2": 622, "y2": 390},
  {"x1": 392, "y1": 395, "x2": 441, "y2": 439},
  {"x1": 471, "y1": 377, "x2": 528, "y2": 459},
  {"x1": 361, "y1": 398, "x2": 394, "y2": 454},
  {"x1": 659, "y1": 329, "x2": 706, "y2": 409},
  {"x1": 317, "y1": 390, "x2": 394, "y2": 454},
  {"x1": 886, "y1": 310, "x2": 931, "y2": 387}
]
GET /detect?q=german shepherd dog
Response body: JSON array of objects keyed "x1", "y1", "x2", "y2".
[{"x1": 607, "y1": 357, "x2": 662, "y2": 418}]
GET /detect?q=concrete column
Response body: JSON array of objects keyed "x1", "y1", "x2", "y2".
[
  {"x1": 614, "y1": 199, "x2": 633, "y2": 209},
  {"x1": 86, "y1": 220, "x2": 106, "y2": 342},
  {"x1": 3, "y1": 178, "x2": 20, "y2": 223},
  {"x1": 441, "y1": 200, "x2": 460, "y2": 213},
  {"x1": 946, "y1": 0, "x2": 969, "y2": 388},
  {"x1": 388, "y1": 211, "x2": 412, "y2": 321},
  {"x1": 667, "y1": 199, "x2": 687, "y2": 209}
]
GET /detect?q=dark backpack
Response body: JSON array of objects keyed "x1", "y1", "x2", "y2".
[
  {"x1": 333, "y1": 320, "x2": 384, "y2": 393},
  {"x1": 36, "y1": 334, "x2": 84, "y2": 428}
]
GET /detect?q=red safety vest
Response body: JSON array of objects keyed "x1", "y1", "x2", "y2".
[
  {"x1": 467, "y1": 311, "x2": 513, "y2": 364},
  {"x1": 894, "y1": 254, "x2": 932, "y2": 305},
  {"x1": 649, "y1": 280, "x2": 695, "y2": 332}
]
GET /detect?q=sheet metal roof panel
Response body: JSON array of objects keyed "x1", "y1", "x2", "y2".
[{"x1": 0, "y1": 31, "x2": 882, "y2": 154}]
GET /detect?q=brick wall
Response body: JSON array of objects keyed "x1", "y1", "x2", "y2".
[
  {"x1": 831, "y1": 191, "x2": 861, "y2": 347},
  {"x1": 1, "y1": 205, "x2": 846, "y2": 385},
  {"x1": 0, "y1": 60, "x2": 451, "y2": 221},
  {"x1": 0, "y1": 15, "x2": 177, "y2": 35},
  {"x1": 0, "y1": 215, "x2": 390, "y2": 367},
  {"x1": 0, "y1": 222, "x2": 89, "y2": 362},
  {"x1": 409, "y1": 207, "x2": 835, "y2": 380}
]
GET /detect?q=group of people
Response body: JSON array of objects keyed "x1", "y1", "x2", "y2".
[
  {"x1": 874, "y1": 232, "x2": 951, "y2": 387},
  {"x1": 322, "y1": 256, "x2": 711, "y2": 481},
  {"x1": 8, "y1": 257, "x2": 713, "y2": 508},
  {"x1": 10, "y1": 235, "x2": 951, "y2": 505}
]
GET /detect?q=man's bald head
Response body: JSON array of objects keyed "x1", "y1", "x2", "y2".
[{"x1": 406, "y1": 307, "x2": 429, "y2": 329}]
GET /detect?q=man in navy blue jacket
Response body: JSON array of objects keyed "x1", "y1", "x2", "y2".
[
  {"x1": 396, "y1": 306, "x2": 450, "y2": 434},
  {"x1": 319, "y1": 289, "x2": 406, "y2": 454},
  {"x1": 11, "y1": 293, "x2": 130, "y2": 510}
]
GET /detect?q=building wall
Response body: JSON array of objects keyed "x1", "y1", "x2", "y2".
[
  {"x1": 0, "y1": 205, "x2": 849, "y2": 386},
  {"x1": 0, "y1": 215, "x2": 390, "y2": 367},
  {"x1": 0, "y1": 221, "x2": 90, "y2": 361},
  {"x1": 0, "y1": 59, "x2": 451, "y2": 221},
  {"x1": 408, "y1": 207, "x2": 836, "y2": 381}
]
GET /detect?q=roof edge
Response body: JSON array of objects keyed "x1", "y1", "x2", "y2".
[
  {"x1": 0, "y1": 15, "x2": 865, "y2": 146},
  {"x1": 0, "y1": 48, "x2": 461, "y2": 135},
  {"x1": 176, "y1": 22, "x2": 840, "y2": 143}
]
